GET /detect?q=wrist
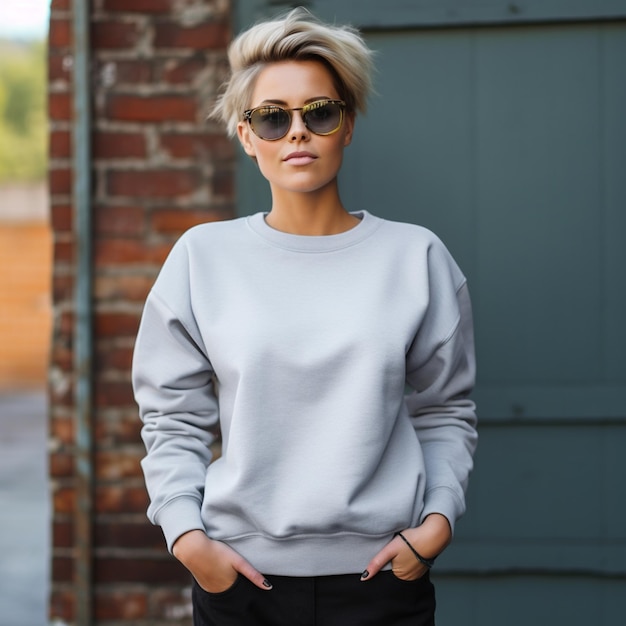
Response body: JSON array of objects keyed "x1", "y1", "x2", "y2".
[
  {"x1": 395, "y1": 531, "x2": 436, "y2": 568},
  {"x1": 172, "y1": 529, "x2": 210, "y2": 565},
  {"x1": 405, "y1": 515, "x2": 452, "y2": 559}
]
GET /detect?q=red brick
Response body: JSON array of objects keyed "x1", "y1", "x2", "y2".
[
  {"x1": 53, "y1": 486, "x2": 76, "y2": 514},
  {"x1": 95, "y1": 448, "x2": 143, "y2": 480},
  {"x1": 50, "y1": 336, "x2": 73, "y2": 371},
  {"x1": 160, "y1": 132, "x2": 234, "y2": 160},
  {"x1": 94, "y1": 131, "x2": 147, "y2": 159},
  {"x1": 151, "y1": 588, "x2": 194, "y2": 621},
  {"x1": 51, "y1": 344, "x2": 71, "y2": 377},
  {"x1": 94, "y1": 204, "x2": 145, "y2": 236},
  {"x1": 57, "y1": 310, "x2": 75, "y2": 337},
  {"x1": 94, "y1": 238, "x2": 172, "y2": 266},
  {"x1": 151, "y1": 208, "x2": 230, "y2": 234},
  {"x1": 95, "y1": 590, "x2": 148, "y2": 620},
  {"x1": 103, "y1": 0, "x2": 173, "y2": 13},
  {"x1": 49, "y1": 92, "x2": 72, "y2": 120},
  {"x1": 50, "y1": 452, "x2": 75, "y2": 478},
  {"x1": 154, "y1": 20, "x2": 231, "y2": 50},
  {"x1": 49, "y1": 589, "x2": 75, "y2": 623},
  {"x1": 106, "y1": 94, "x2": 197, "y2": 123},
  {"x1": 51, "y1": 555, "x2": 73, "y2": 582},
  {"x1": 95, "y1": 343, "x2": 134, "y2": 371},
  {"x1": 50, "y1": 130, "x2": 71, "y2": 159},
  {"x1": 95, "y1": 485, "x2": 149, "y2": 513},
  {"x1": 49, "y1": 378, "x2": 73, "y2": 408},
  {"x1": 48, "y1": 53, "x2": 71, "y2": 82},
  {"x1": 50, "y1": 416, "x2": 75, "y2": 445},
  {"x1": 94, "y1": 379, "x2": 137, "y2": 408},
  {"x1": 92, "y1": 20, "x2": 141, "y2": 49},
  {"x1": 51, "y1": 204, "x2": 73, "y2": 232},
  {"x1": 95, "y1": 412, "x2": 143, "y2": 445},
  {"x1": 51, "y1": 310, "x2": 73, "y2": 336},
  {"x1": 49, "y1": 18, "x2": 71, "y2": 48},
  {"x1": 107, "y1": 168, "x2": 200, "y2": 198},
  {"x1": 95, "y1": 556, "x2": 187, "y2": 584},
  {"x1": 94, "y1": 274, "x2": 153, "y2": 302},
  {"x1": 49, "y1": 332, "x2": 72, "y2": 369},
  {"x1": 95, "y1": 520, "x2": 163, "y2": 549},
  {"x1": 50, "y1": 0, "x2": 71, "y2": 9},
  {"x1": 162, "y1": 55, "x2": 206, "y2": 84},
  {"x1": 49, "y1": 168, "x2": 72, "y2": 195},
  {"x1": 107, "y1": 59, "x2": 154, "y2": 84},
  {"x1": 49, "y1": 336, "x2": 73, "y2": 371},
  {"x1": 53, "y1": 274, "x2": 74, "y2": 302},
  {"x1": 54, "y1": 239, "x2": 74, "y2": 264},
  {"x1": 94, "y1": 311, "x2": 140, "y2": 338},
  {"x1": 53, "y1": 520, "x2": 74, "y2": 548}
]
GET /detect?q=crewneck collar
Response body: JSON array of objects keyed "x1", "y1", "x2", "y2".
[{"x1": 246, "y1": 211, "x2": 381, "y2": 253}]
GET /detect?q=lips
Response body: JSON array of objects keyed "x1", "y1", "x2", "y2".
[{"x1": 284, "y1": 151, "x2": 317, "y2": 165}]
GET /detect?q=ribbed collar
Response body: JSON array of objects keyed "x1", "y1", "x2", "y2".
[{"x1": 246, "y1": 211, "x2": 381, "y2": 253}]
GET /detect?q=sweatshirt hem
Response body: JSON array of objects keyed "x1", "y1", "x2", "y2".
[{"x1": 224, "y1": 532, "x2": 395, "y2": 577}]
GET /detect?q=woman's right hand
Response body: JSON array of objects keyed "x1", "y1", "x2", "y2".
[{"x1": 172, "y1": 530, "x2": 272, "y2": 593}]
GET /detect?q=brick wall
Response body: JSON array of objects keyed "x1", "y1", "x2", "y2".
[{"x1": 48, "y1": 1, "x2": 235, "y2": 623}]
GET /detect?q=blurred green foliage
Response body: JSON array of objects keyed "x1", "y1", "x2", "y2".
[{"x1": 0, "y1": 39, "x2": 47, "y2": 183}]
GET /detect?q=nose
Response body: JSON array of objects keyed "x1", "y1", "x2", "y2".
[{"x1": 289, "y1": 110, "x2": 310, "y2": 141}]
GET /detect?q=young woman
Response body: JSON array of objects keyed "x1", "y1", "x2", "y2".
[{"x1": 133, "y1": 8, "x2": 478, "y2": 625}]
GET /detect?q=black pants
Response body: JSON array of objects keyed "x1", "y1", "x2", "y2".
[{"x1": 192, "y1": 571, "x2": 436, "y2": 626}]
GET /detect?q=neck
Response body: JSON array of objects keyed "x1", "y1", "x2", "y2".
[{"x1": 266, "y1": 185, "x2": 359, "y2": 236}]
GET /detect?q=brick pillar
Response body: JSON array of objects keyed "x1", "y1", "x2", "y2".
[{"x1": 48, "y1": 1, "x2": 235, "y2": 623}]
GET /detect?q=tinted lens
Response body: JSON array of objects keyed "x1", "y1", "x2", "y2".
[
  {"x1": 250, "y1": 106, "x2": 291, "y2": 140},
  {"x1": 303, "y1": 101, "x2": 343, "y2": 134}
]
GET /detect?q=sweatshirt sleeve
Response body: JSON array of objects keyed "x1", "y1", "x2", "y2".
[
  {"x1": 404, "y1": 239, "x2": 478, "y2": 533},
  {"x1": 132, "y1": 240, "x2": 218, "y2": 552}
]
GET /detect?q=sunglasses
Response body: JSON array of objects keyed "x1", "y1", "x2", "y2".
[{"x1": 243, "y1": 99, "x2": 346, "y2": 141}]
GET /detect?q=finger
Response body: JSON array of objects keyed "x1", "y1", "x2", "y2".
[
  {"x1": 360, "y1": 541, "x2": 400, "y2": 581},
  {"x1": 232, "y1": 555, "x2": 273, "y2": 590}
]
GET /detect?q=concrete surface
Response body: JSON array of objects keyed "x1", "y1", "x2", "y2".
[{"x1": 0, "y1": 391, "x2": 49, "y2": 626}]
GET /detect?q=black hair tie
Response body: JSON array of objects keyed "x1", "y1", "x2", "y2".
[{"x1": 394, "y1": 532, "x2": 436, "y2": 569}]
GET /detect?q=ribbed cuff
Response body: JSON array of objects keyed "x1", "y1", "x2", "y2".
[
  {"x1": 419, "y1": 486, "x2": 465, "y2": 535},
  {"x1": 155, "y1": 496, "x2": 205, "y2": 553}
]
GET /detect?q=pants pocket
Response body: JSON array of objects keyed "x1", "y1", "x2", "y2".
[
  {"x1": 194, "y1": 573, "x2": 243, "y2": 598},
  {"x1": 192, "y1": 575, "x2": 252, "y2": 626},
  {"x1": 379, "y1": 570, "x2": 436, "y2": 626}
]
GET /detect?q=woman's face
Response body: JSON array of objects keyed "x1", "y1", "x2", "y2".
[{"x1": 237, "y1": 60, "x2": 354, "y2": 197}]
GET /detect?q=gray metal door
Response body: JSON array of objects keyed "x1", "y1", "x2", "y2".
[{"x1": 235, "y1": 3, "x2": 626, "y2": 624}]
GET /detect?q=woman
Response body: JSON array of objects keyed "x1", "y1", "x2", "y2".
[{"x1": 133, "y1": 8, "x2": 478, "y2": 625}]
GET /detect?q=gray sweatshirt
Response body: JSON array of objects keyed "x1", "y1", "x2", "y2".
[{"x1": 132, "y1": 211, "x2": 477, "y2": 577}]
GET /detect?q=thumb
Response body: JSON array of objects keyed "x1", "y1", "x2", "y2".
[
  {"x1": 360, "y1": 540, "x2": 398, "y2": 581},
  {"x1": 232, "y1": 554, "x2": 273, "y2": 591}
]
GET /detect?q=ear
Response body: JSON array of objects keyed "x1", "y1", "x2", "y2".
[
  {"x1": 237, "y1": 121, "x2": 257, "y2": 158},
  {"x1": 343, "y1": 112, "x2": 355, "y2": 147}
]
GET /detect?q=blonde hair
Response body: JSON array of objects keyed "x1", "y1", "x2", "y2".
[{"x1": 211, "y1": 7, "x2": 375, "y2": 137}]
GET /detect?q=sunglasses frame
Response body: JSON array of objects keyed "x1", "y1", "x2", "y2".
[{"x1": 243, "y1": 99, "x2": 346, "y2": 141}]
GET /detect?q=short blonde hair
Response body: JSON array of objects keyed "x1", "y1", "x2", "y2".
[{"x1": 211, "y1": 7, "x2": 375, "y2": 137}]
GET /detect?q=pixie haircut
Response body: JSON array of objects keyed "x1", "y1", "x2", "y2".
[{"x1": 211, "y1": 7, "x2": 375, "y2": 137}]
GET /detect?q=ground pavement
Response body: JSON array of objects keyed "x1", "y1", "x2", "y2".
[{"x1": 0, "y1": 391, "x2": 49, "y2": 626}]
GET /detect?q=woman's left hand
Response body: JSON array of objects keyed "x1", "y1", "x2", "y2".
[{"x1": 360, "y1": 514, "x2": 452, "y2": 582}]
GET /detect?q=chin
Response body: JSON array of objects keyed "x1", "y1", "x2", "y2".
[{"x1": 273, "y1": 175, "x2": 339, "y2": 195}]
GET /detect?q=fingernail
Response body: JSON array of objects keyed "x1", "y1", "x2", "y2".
[
  {"x1": 360, "y1": 570, "x2": 369, "y2": 580},
  {"x1": 263, "y1": 579, "x2": 273, "y2": 589}
]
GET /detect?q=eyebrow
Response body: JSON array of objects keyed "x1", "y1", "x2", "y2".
[{"x1": 257, "y1": 97, "x2": 333, "y2": 106}]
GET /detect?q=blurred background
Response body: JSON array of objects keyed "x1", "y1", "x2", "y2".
[{"x1": 0, "y1": 2, "x2": 51, "y2": 625}]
